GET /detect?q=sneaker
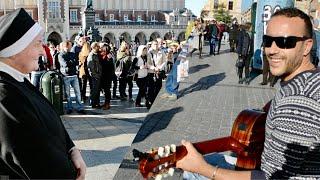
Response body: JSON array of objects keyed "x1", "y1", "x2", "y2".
[
  {"x1": 160, "y1": 92, "x2": 171, "y2": 99},
  {"x1": 168, "y1": 94, "x2": 177, "y2": 101}
]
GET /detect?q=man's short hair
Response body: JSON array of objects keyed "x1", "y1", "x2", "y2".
[
  {"x1": 90, "y1": 42, "x2": 99, "y2": 49},
  {"x1": 272, "y1": 8, "x2": 313, "y2": 38}
]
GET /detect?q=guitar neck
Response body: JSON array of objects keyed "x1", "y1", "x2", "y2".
[{"x1": 175, "y1": 136, "x2": 246, "y2": 161}]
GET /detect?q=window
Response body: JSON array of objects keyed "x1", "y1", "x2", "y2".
[
  {"x1": 110, "y1": 14, "x2": 114, "y2": 21},
  {"x1": 214, "y1": 0, "x2": 219, "y2": 9},
  {"x1": 174, "y1": 15, "x2": 178, "y2": 21},
  {"x1": 95, "y1": 14, "x2": 100, "y2": 21},
  {"x1": 137, "y1": 15, "x2": 142, "y2": 21},
  {"x1": 228, "y1": 1, "x2": 233, "y2": 10},
  {"x1": 70, "y1": 9, "x2": 78, "y2": 22},
  {"x1": 124, "y1": 14, "x2": 128, "y2": 21},
  {"x1": 48, "y1": 1, "x2": 60, "y2": 19}
]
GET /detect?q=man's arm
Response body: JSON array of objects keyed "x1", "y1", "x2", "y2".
[{"x1": 176, "y1": 140, "x2": 252, "y2": 180}]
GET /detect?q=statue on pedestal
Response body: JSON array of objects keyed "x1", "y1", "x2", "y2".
[{"x1": 85, "y1": 0, "x2": 93, "y2": 9}]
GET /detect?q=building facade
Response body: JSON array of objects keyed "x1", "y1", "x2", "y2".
[
  {"x1": 201, "y1": 0, "x2": 242, "y2": 23},
  {"x1": 0, "y1": 0, "x2": 194, "y2": 46}
]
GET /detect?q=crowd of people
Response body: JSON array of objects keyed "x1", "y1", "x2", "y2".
[{"x1": 34, "y1": 34, "x2": 187, "y2": 113}]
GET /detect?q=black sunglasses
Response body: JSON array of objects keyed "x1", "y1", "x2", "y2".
[{"x1": 263, "y1": 35, "x2": 310, "y2": 49}]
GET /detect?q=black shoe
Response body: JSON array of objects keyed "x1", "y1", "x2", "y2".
[
  {"x1": 66, "y1": 109, "x2": 72, "y2": 114},
  {"x1": 238, "y1": 79, "x2": 243, "y2": 84},
  {"x1": 92, "y1": 104, "x2": 101, "y2": 109},
  {"x1": 113, "y1": 95, "x2": 121, "y2": 99},
  {"x1": 77, "y1": 110, "x2": 86, "y2": 114},
  {"x1": 260, "y1": 82, "x2": 268, "y2": 85},
  {"x1": 146, "y1": 102, "x2": 151, "y2": 109}
]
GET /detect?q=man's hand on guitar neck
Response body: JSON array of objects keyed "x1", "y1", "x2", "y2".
[
  {"x1": 176, "y1": 140, "x2": 252, "y2": 180},
  {"x1": 176, "y1": 140, "x2": 215, "y2": 177}
]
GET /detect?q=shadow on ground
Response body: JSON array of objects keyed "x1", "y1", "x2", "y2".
[
  {"x1": 179, "y1": 72, "x2": 226, "y2": 98},
  {"x1": 132, "y1": 107, "x2": 183, "y2": 143},
  {"x1": 81, "y1": 146, "x2": 130, "y2": 167},
  {"x1": 188, "y1": 64, "x2": 210, "y2": 74}
]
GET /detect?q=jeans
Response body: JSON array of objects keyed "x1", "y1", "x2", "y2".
[
  {"x1": 31, "y1": 70, "x2": 45, "y2": 90},
  {"x1": 135, "y1": 77, "x2": 147, "y2": 105},
  {"x1": 63, "y1": 76, "x2": 84, "y2": 111},
  {"x1": 183, "y1": 153, "x2": 237, "y2": 180},
  {"x1": 209, "y1": 36, "x2": 217, "y2": 55},
  {"x1": 90, "y1": 77, "x2": 101, "y2": 106},
  {"x1": 165, "y1": 59, "x2": 180, "y2": 95}
]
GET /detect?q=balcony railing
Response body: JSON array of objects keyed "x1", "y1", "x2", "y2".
[{"x1": 69, "y1": 21, "x2": 187, "y2": 29}]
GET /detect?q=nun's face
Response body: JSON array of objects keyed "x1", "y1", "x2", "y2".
[{"x1": 11, "y1": 34, "x2": 45, "y2": 73}]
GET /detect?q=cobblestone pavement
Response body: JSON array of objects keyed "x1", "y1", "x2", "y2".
[
  {"x1": 114, "y1": 42, "x2": 277, "y2": 180},
  {"x1": 61, "y1": 83, "x2": 148, "y2": 179}
]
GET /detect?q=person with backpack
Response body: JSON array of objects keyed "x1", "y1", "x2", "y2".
[{"x1": 116, "y1": 41, "x2": 133, "y2": 101}]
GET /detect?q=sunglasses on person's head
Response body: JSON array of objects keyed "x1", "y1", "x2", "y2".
[{"x1": 263, "y1": 35, "x2": 310, "y2": 49}]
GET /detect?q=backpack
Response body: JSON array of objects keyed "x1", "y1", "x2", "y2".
[{"x1": 128, "y1": 57, "x2": 138, "y2": 77}]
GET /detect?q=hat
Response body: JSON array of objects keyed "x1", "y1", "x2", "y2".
[{"x1": 0, "y1": 8, "x2": 43, "y2": 57}]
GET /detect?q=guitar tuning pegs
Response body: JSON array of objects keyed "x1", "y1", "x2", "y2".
[
  {"x1": 154, "y1": 154, "x2": 160, "y2": 160},
  {"x1": 170, "y1": 144, "x2": 176, "y2": 153},
  {"x1": 164, "y1": 162, "x2": 169, "y2": 167},
  {"x1": 164, "y1": 145, "x2": 170, "y2": 157},
  {"x1": 168, "y1": 168, "x2": 175, "y2": 176},
  {"x1": 158, "y1": 147, "x2": 165, "y2": 157},
  {"x1": 155, "y1": 174, "x2": 163, "y2": 180}
]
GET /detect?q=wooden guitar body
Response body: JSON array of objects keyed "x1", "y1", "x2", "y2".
[{"x1": 135, "y1": 102, "x2": 270, "y2": 178}]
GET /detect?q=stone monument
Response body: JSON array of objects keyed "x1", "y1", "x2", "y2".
[{"x1": 81, "y1": 0, "x2": 101, "y2": 42}]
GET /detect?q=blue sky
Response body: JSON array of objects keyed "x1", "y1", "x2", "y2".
[{"x1": 186, "y1": 0, "x2": 253, "y2": 17}]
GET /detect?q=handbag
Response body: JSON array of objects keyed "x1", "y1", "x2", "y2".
[
  {"x1": 236, "y1": 57, "x2": 245, "y2": 68},
  {"x1": 115, "y1": 60, "x2": 123, "y2": 77}
]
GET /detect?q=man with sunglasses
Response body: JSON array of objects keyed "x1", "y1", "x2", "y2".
[{"x1": 176, "y1": 8, "x2": 320, "y2": 179}]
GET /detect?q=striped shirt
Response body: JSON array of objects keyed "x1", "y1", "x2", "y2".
[{"x1": 261, "y1": 68, "x2": 320, "y2": 179}]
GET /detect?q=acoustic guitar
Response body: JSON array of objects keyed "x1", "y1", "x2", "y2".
[{"x1": 133, "y1": 102, "x2": 270, "y2": 179}]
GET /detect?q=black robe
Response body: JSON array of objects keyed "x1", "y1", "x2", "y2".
[{"x1": 0, "y1": 72, "x2": 77, "y2": 179}]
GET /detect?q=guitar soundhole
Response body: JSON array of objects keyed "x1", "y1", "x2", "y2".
[{"x1": 238, "y1": 123, "x2": 247, "y2": 131}]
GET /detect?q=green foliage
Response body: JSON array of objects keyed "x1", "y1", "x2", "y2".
[
  {"x1": 185, "y1": 21, "x2": 195, "y2": 39},
  {"x1": 214, "y1": 4, "x2": 232, "y2": 24}
]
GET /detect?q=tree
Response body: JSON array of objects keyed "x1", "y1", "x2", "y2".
[
  {"x1": 214, "y1": 4, "x2": 232, "y2": 24},
  {"x1": 185, "y1": 21, "x2": 195, "y2": 39}
]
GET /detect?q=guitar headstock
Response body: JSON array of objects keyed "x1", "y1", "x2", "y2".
[{"x1": 133, "y1": 144, "x2": 178, "y2": 179}]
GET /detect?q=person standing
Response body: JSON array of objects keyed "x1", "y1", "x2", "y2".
[
  {"x1": 134, "y1": 45, "x2": 149, "y2": 107},
  {"x1": 0, "y1": 8, "x2": 86, "y2": 179},
  {"x1": 59, "y1": 40, "x2": 85, "y2": 114},
  {"x1": 208, "y1": 20, "x2": 219, "y2": 56},
  {"x1": 229, "y1": 22, "x2": 239, "y2": 52},
  {"x1": 99, "y1": 44, "x2": 114, "y2": 110},
  {"x1": 236, "y1": 24, "x2": 252, "y2": 85},
  {"x1": 78, "y1": 42, "x2": 92, "y2": 101},
  {"x1": 87, "y1": 42, "x2": 102, "y2": 108}
]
